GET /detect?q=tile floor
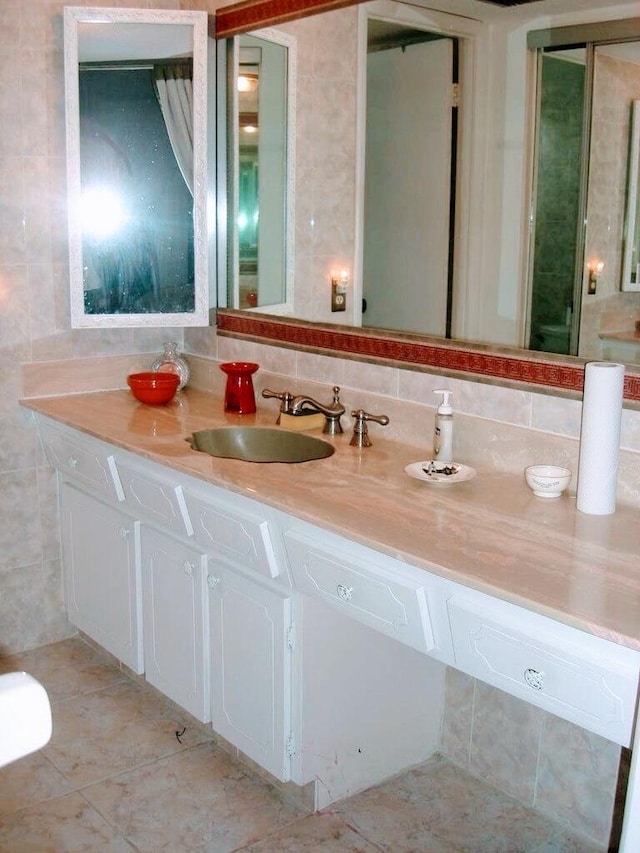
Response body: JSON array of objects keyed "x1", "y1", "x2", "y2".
[{"x1": 0, "y1": 637, "x2": 605, "y2": 852}]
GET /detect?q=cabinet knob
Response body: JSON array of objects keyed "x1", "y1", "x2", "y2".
[
  {"x1": 207, "y1": 574, "x2": 220, "y2": 589},
  {"x1": 523, "y1": 668, "x2": 544, "y2": 690},
  {"x1": 336, "y1": 583, "x2": 353, "y2": 602},
  {"x1": 68, "y1": 456, "x2": 79, "y2": 468},
  {"x1": 183, "y1": 561, "x2": 195, "y2": 576},
  {"x1": 118, "y1": 527, "x2": 130, "y2": 539}
]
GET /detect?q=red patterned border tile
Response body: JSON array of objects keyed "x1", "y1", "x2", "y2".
[
  {"x1": 216, "y1": 311, "x2": 640, "y2": 402},
  {"x1": 215, "y1": 0, "x2": 360, "y2": 37}
]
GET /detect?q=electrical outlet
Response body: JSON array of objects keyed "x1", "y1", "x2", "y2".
[{"x1": 331, "y1": 281, "x2": 346, "y2": 312}]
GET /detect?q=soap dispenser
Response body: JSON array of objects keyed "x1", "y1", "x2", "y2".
[{"x1": 433, "y1": 390, "x2": 454, "y2": 463}]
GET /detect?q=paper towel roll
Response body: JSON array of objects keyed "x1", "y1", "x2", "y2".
[{"x1": 576, "y1": 361, "x2": 625, "y2": 515}]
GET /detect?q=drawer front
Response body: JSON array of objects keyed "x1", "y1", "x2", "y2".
[
  {"x1": 448, "y1": 598, "x2": 639, "y2": 746},
  {"x1": 117, "y1": 460, "x2": 192, "y2": 536},
  {"x1": 40, "y1": 422, "x2": 121, "y2": 499},
  {"x1": 284, "y1": 531, "x2": 434, "y2": 653},
  {"x1": 184, "y1": 490, "x2": 280, "y2": 578}
]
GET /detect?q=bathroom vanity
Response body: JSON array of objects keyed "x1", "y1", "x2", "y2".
[{"x1": 21, "y1": 388, "x2": 640, "y2": 849}]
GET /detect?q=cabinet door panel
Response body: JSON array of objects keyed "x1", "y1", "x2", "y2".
[
  {"x1": 209, "y1": 565, "x2": 292, "y2": 781},
  {"x1": 142, "y1": 527, "x2": 209, "y2": 722},
  {"x1": 60, "y1": 482, "x2": 143, "y2": 672}
]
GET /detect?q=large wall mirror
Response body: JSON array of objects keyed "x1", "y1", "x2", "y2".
[
  {"x1": 215, "y1": 0, "x2": 640, "y2": 401},
  {"x1": 64, "y1": 7, "x2": 210, "y2": 328}
]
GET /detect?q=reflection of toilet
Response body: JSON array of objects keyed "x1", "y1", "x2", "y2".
[{"x1": 539, "y1": 324, "x2": 570, "y2": 351}]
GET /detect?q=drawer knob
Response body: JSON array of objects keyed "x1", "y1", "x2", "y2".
[
  {"x1": 336, "y1": 583, "x2": 353, "y2": 602},
  {"x1": 68, "y1": 456, "x2": 79, "y2": 468},
  {"x1": 118, "y1": 527, "x2": 130, "y2": 540},
  {"x1": 524, "y1": 668, "x2": 544, "y2": 690}
]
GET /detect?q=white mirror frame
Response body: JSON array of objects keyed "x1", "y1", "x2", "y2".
[
  {"x1": 622, "y1": 99, "x2": 640, "y2": 292},
  {"x1": 222, "y1": 27, "x2": 296, "y2": 316},
  {"x1": 64, "y1": 7, "x2": 210, "y2": 328}
]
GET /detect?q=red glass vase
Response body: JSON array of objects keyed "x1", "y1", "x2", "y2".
[{"x1": 220, "y1": 362, "x2": 259, "y2": 414}]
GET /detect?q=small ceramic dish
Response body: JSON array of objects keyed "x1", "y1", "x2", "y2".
[
  {"x1": 524, "y1": 465, "x2": 571, "y2": 498},
  {"x1": 405, "y1": 460, "x2": 476, "y2": 485},
  {"x1": 127, "y1": 371, "x2": 179, "y2": 405}
]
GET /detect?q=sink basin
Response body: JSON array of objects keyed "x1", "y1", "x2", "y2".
[{"x1": 186, "y1": 426, "x2": 335, "y2": 463}]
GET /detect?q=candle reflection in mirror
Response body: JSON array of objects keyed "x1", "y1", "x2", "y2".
[{"x1": 587, "y1": 259, "x2": 604, "y2": 295}]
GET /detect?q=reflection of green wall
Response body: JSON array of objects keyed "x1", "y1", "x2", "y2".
[{"x1": 529, "y1": 56, "x2": 584, "y2": 352}]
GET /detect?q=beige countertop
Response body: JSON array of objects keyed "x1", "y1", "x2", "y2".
[{"x1": 22, "y1": 388, "x2": 640, "y2": 652}]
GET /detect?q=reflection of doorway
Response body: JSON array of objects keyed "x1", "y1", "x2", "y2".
[
  {"x1": 528, "y1": 53, "x2": 585, "y2": 356},
  {"x1": 362, "y1": 28, "x2": 456, "y2": 336}
]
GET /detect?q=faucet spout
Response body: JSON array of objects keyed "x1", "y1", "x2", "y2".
[{"x1": 290, "y1": 386, "x2": 345, "y2": 435}]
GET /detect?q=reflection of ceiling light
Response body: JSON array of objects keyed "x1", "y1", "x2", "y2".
[
  {"x1": 237, "y1": 73, "x2": 258, "y2": 93},
  {"x1": 242, "y1": 125, "x2": 258, "y2": 134},
  {"x1": 81, "y1": 186, "x2": 128, "y2": 239}
]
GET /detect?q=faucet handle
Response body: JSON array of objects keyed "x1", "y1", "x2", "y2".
[
  {"x1": 350, "y1": 409, "x2": 390, "y2": 448},
  {"x1": 261, "y1": 389, "x2": 294, "y2": 420}
]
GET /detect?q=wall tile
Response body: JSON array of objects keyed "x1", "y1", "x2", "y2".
[
  {"x1": 0, "y1": 468, "x2": 41, "y2": 570},
  {"x1": 531, "y1": 392, "x2": 583, "y2": 438},
  {"x1": 440, "y1": 668, "x2": 474, "y2": 770},
  {"x1": 469, "y1": 681, "x2": 543, "y2": 805},
  {"x1": 535, "y1": 714, "x2": 620, "y2": 846}
]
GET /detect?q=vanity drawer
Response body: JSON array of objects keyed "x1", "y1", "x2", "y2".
[
  {"x1": 183, "y1": 488, "x2": 281, "y2": 579},
  {"x1": 117, "y1": 459, "x2": 192, "y2": 536},
  {"x1": 448, "y1": 597, "x2": 639, "y2": 746},
  {"x1": 40, "y1": 422, "x2": 121, "y2": 499},
  {"x1": 284, "y1": 530, "x2": 434, "y2": 654}
]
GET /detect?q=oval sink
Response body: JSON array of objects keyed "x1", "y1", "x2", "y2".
[{"x1": 186, "y1": 426, "x2": 335, "y2": 463}]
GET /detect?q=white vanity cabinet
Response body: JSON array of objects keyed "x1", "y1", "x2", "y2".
[
  {"x1": 35, "y1": 410, "x2": 640, "y2": 846},
  {"x1": 141, "y1": 526, "x2": 210, "y2": 722},
  {"x1": 207, "y1": 560, "x2": 294, "y2": 780},
  {"x1": 60, "y1": 481, "x2": 143, "y2": 673}
]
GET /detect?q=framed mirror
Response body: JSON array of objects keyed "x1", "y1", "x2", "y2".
[
  {"x1": 64, "y1": 7, "x2": 210, "y2": 328},
  {"x1": 213, "y1": 0, "x2": 640, "y2": 402}
]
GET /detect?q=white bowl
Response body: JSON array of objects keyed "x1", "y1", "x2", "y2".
[{"x1": 524, "y1": 465, "x2": 571, "y2": 499}]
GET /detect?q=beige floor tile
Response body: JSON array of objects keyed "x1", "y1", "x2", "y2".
[
  {"x1": 0, "y1": 636, "x2": 125, "y2": 702},
  {"x1": 1, "y1": 640, "x2": 609, "y2": 852},
  {"x1": 81, "y1": 742, "x2": 306, "y2": 852},
  {"x1": 334, "y1": 755, "x2": 602, "y2": 853},
  {"x1": 0, "y1": 792, "x2": 133, "y2": 852},
  {"x1": 44, "y1": 679, "x2": 213, "y2": 787},
  {"x1": 236, "y1": 812, "x2": 383, "y2": 851},
  {"x1": 0, "y1": 751, "x2": 72, "y2": 817}
]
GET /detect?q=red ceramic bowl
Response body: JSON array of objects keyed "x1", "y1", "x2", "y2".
[{"x1": 127, "y1": 372, "x2": 180, "y2": 405}]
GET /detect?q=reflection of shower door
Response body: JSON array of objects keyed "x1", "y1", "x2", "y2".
[{"x1": 363, "y1": 37, "x2": 453, "y2": 336}]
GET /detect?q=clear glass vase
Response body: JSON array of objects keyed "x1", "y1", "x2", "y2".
[{"x1": 151, "y1": 342, "x2": 190, "y2": 390}]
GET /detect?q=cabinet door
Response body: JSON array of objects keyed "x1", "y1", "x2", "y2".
[
  {"x1": 141, "y1": 526, "x2": 209, "y2": 722},
  {"x1": 208, "y1": 564, "x2": 292, "y2": 781},
  {"x1": 60, "y1": 482, "x2": 143, "y2": 673}
]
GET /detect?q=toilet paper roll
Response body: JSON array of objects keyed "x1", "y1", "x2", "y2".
[{"x1": 576, "y1": 361, "x2": 625, "y2": 515}]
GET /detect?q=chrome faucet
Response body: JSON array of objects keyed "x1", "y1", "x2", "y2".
[
  {"x1": 261, "y1": 389, "x2": 294, "y2": 423},
  {"x1": 290, "y1": 386, "x2": 346, "y2": 435},
  {"x1": 350, "y1": 409, "x2": 389, "y2": 448}
]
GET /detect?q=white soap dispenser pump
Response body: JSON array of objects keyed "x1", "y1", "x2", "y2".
[{"x1": 433, "y1": 389, "x2": 454, "y2": 464}]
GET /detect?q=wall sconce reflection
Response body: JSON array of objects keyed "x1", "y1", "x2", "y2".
[
  {"x1": 587, "y1": 259, "x2": 604, "y2": 295},
  {"x1": 331, "y1": 269, "x2": 348, "y2": 312}
]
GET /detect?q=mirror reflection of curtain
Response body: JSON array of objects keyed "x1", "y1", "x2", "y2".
[
  {"x1": 154, "y1": 61, "x2": 194, "y2": 195},
  {"x1": 79, "y1": 67, "x2": 195, "y2": 315}
]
